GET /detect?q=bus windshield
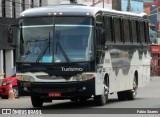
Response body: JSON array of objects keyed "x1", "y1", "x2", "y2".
[{"x1": 17, "y1": 17, "x2": 94, "y2": 63}]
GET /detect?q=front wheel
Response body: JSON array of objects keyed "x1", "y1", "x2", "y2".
[
  {"x1": 31, "y1": 96, "x2": 43, "y2": 107},
  {"x1": 94, "y1": 83, "x2": 108, "y2": 106}
]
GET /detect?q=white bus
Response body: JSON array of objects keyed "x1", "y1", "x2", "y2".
[{"x1": 12, "y1": 4, "x2": 150, "y2": 107}]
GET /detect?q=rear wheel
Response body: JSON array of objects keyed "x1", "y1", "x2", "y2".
[
  {"x1": 126, "y1": 77, "x2": 138, "y2": 100},
  {"x1": 117, "y1": 76, "x2": 138, "y2": 101},
  {"x1": 31, "y1": 96, "x2": 43, "y2": 107}
]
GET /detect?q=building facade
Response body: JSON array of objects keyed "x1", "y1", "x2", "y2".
[
  {"x1": 0, "y1": 0, "x2": 50, "y2": 79},
  {"x1": 121, "y1": 0, "x2": 144, "y2": 13},
  {"x1": 143, "y1": 0, "x2": 160, "y2": 76}
]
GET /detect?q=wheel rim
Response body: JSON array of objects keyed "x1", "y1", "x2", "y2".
[
  {"x1": 132, "y1": 78, "x2": 137, "y2": 96},
  {"x1": 102, "y1": 84, "x2": 108, "y2": 103}
]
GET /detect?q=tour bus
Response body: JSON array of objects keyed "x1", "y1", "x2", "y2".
[{"x1": 11, "y1": 4, "x2": 150, "y2": 107}]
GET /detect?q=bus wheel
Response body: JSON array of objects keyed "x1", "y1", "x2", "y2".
[
  {"x1": 94, "y1": 82, "x2": 108, "y2": 106},
  {"x1": 126, "y1": 77, "x2": 138, "y2": 100},
  {"x1": 31, "y1": 96, "x2": 43, "y2": 107}
]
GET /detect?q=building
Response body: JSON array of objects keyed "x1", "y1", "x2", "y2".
[
  {"x1": 0, "y1": 0, "x2": 52, "y2": 79},
  {"x1": 121, "y1": 0, "x2": 144, "y2": 13},
  {"x1": 144, "y1": 0, "x2": 160, "y2": 76}
]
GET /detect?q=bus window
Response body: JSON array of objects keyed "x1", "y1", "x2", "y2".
[
  {"x1": 145, "y1": 22, "x2": 150, "y2": 43},
  {"x1": 139, "y1": 21, "x2": 145, "y2": 43},
  {"x1": 131, "y1": 20, "x2": 138, "y2": 43},
  {"x1": 113, "y1": 17, "x2": 121, "y2": 43},
  {"x1": 104, "y1": 16, "x2": 112, "y2": 42},
  {"x1": 123, "y1": 19, "x2": 130, "y2": 42}
]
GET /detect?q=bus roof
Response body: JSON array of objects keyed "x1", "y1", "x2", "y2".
[{"x1": 19, "y1": 4, "x2": 148, "y2": 20}]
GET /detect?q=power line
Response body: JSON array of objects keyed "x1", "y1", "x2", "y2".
[
  {"x1": 149, "y1": 4, "x2": 160, "y2": 14},
  {"x1": 149, "y1": 12, "x2": 160, "y2": 16}
]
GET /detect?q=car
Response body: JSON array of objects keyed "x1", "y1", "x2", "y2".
[{"x1": 0, "y1": 76, "x2": 18, "y2": 99}]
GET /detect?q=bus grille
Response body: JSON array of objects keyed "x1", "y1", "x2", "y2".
[{"x1": 32, "y1": 87, "x2": 76, "y2": 93}]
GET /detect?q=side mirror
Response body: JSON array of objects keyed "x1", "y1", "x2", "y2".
[{"x1": 7, "y1": 26, "x2": 13, "y2": 43}]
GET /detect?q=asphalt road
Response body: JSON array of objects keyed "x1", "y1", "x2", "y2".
[{"x1": 0, "y1": 77, "x2": 160, "y2": 116}]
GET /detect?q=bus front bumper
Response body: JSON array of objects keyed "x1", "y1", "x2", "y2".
[{"x1": 18, "y1": 78, "x2": 95, "y2": 99}]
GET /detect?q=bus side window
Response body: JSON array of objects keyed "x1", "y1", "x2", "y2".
[
  {"x1": 139, "y1": 21, "x2": 145, "y2": 43},
  {"x1": 113, "y1": 17, "x2": 121, "y2": 43},
  {"x1": 123, "y1": 19, "x2": 131, "y2": 43},
  {"x1": 131, "y1": 20, "x2": 138, "y2": 43},
  {"x1": 136, "y1": 20, "x2": 140, "y2": 43},
  {"x1": 145, "y1": 22, "x2": 150, "y2": 43},
  {"x1": 104, "y1": 16, "x2": 112, "y2": 42}
]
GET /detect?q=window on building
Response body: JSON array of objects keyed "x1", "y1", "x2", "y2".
[
  {"x1": 12, "y1": 0, "x2": 16, "y2": 18},
  {"x1": 123, "y1": 19, "x2": 130, "y2": 42},
  {"x1": 22, "y1": 0, "x2": 25, "y2": 11},
  {"x1": 31, "y1": 0, "x2": 34, "y2": 8},
  {"x1": 2, "y1": 0, "x2": 6, "y2": 17},
  {"x1": 113, "y1": 17, "x2": 121, "y2": 42},
  {"x1": 104, "y1": 16, "x2": 112, "y2": 42},
  {"x1": 39, "y1": 0, "x2": 42, "y2": 7}
]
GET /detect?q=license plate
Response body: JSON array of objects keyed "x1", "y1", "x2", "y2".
[{"x1": 48, "y1": 92, "x2": 61, "y2": 97}]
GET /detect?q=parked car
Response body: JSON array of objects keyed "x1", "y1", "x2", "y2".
[{"x1": 0, "y1": 76, "x2": 18, "y2": 99}]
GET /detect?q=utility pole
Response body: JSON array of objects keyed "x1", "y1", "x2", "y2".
[
  {"x1": 112, "y1": 0, "x2": 121, "y2": 11},
  {"x1": 127, "y1": 0, "x2": 131, "y2": 11}
]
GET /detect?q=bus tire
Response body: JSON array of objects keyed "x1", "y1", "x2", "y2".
[
  {"x1": 31, "y1": 96, "x2": 43, "y2": 107},
  {"x1": 94, "y1": 81, "x2": 108, "y2": 106},
  {"x1": 126, "y1": 77, "x2": 138, "y2": 100}
]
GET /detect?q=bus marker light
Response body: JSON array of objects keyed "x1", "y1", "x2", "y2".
[
  {"x1": 59, "y1": 13, "x2": 63, "y2": 15},
  {"x1": 48, "y1": 13, "x2": 51, "y2": 15},
  {"x1": 53, "y1": 13, "x2": 57, "y2": 15}
]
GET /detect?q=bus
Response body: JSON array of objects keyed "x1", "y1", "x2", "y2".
[{"x1": 12, "y1": 4, "x2": 151, "y2": 107}]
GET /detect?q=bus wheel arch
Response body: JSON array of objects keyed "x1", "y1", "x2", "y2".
[
  {"x1": 94, "y1": 73, "x2": 109, "y2": 106},
  {"x1": 104, "y1": 73, "x2": 109, "y2": 88}
]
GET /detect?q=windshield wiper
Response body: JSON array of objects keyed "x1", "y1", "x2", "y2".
[
  {"x1": 36, "y1": 33, "x2": 51, "y2": 62},
  {"x1": 55, "y1": 32, "x2": 70, "y2": 62}
]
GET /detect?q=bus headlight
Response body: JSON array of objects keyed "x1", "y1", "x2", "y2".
[
  {"x1": 71, "y1": 74, "x2": 95, "y2": 81},
  {"x1": 17, "y1": 75, "x2": 35, "y2": 82}
]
